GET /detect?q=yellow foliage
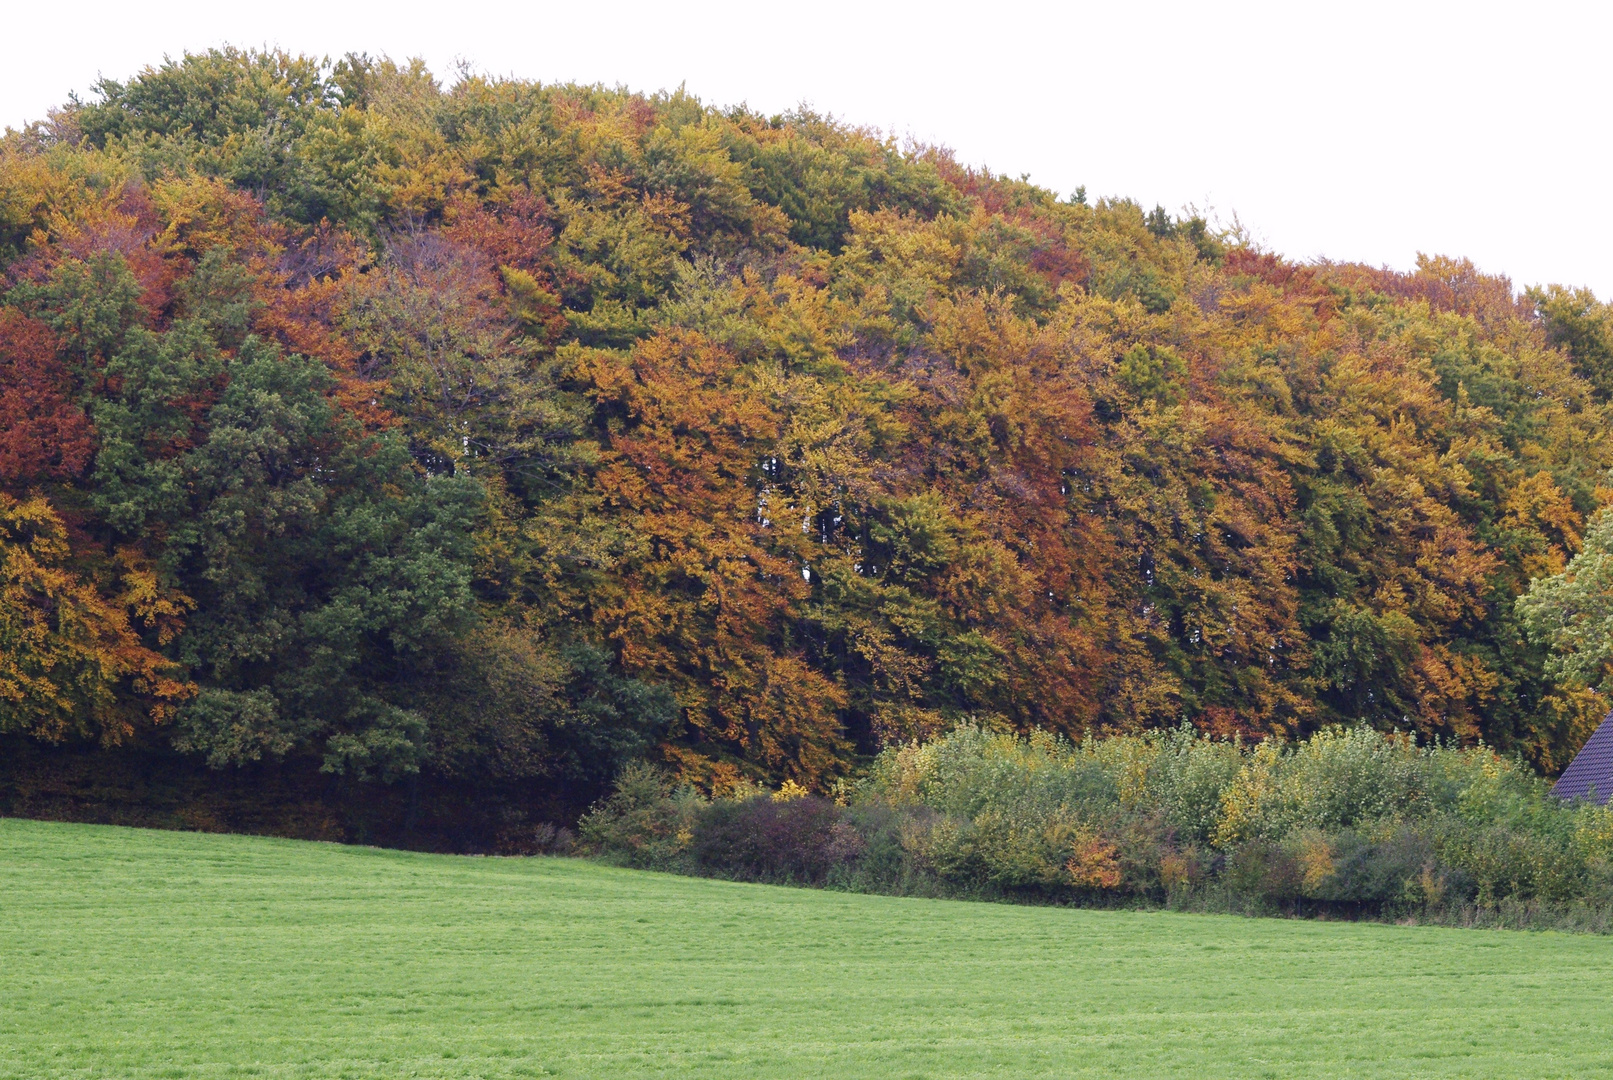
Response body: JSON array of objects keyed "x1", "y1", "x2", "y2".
[
  {"x1": 772, "y1": 779, "x2": 810, "y2": 803},
  {"x1": 1158, "y1": 851, "x2": 1195, "y2": 891},
  {"x1": 1572, "y1": 804, "x2": 1613, "y2": 863},
  {"x1": 0, "y1": 493, "x2": 191, "y2": 743},
  {"x1": 1295, "y1": 830, "x2": 1336, "y2": 895},
  {"x1": 1214, "y1": 739, "x2": 1284, "y2": 847}
]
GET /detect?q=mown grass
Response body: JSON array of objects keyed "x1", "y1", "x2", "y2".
[{"x1": 2, "y1": 818, "x2": 1611, "y2": 1079}]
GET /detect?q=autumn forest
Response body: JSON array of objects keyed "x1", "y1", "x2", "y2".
[{"x1": 4, "y1": 48, "x2": 1613, "y2": 845}]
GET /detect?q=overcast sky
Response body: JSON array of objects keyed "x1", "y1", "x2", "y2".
[{"x1": 4, "y1": 0, "x2": 1608, "y2": 297}]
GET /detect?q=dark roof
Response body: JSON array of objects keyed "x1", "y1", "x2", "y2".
[{"x1": 1554, "y1": 710, "x2": 1613, "y2": 805}]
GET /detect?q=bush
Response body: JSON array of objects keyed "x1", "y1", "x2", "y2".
[
  {"x1": 577, "y1": 725, "x2": 1613, "y2": 930},
  {"x1": 691, "y1": 795, "x2": 861, "y2": 883},
  {"x1": 576, "y1": 762, "x2": 700, "y2": 869}
]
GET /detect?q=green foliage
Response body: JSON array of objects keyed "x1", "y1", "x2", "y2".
[
  {"x1": 166, "y1": 344, "x2": 484, "y2": 779},
  {"x1": 585, "y1": 724, "x2": 1613, "y2": 925},
  {"x1": 578, "y1": 761, "x2": 704, "y2": 867},
  {"x1": 3, "y1": 48, "x2": 1613, "y2": 827},
  {"x1": 1531, "y1": 284, "x2": 1613, "y2": 399},
  {"x1": 425, "y1": 631, "x2": 678, "y2": 785},
  {"x1": 1115, "y1": 343, "x2": 1186, "y2": 405},
  {"x1": 1518, "y1": 508, "x2": 1613, "y2": 687},
  {"x1": 78, "y1": 47, "x2": 341, "y2": 219}
]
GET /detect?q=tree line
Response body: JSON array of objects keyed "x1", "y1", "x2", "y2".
[{"x1": 4, "y1": 49, "x2": 1613, "y2": 838}]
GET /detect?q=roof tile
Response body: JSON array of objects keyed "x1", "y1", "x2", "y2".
[{"x1": 1554, "y1": 710, "x2": 1613, "y2": 805}]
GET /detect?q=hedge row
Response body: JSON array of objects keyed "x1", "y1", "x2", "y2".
[{"x1": 579, "y1": 725, "x2": 1613, "y2": 930}]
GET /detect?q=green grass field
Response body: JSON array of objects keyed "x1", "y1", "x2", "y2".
[{"x1": 3, "y1": 819, "x2": 1611, "y2": 1079}]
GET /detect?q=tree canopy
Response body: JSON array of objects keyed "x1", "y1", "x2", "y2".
[{"x1": 4, "y1": 47, "x2": 1611, "y2": 803}]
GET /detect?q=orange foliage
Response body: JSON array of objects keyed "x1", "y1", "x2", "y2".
[
  {"x1": 568, "y1": 331, "x2": 849, "y2": 784},
  {"x1": 2, "y1": 52, "x2": 1607, "y2": 786},
  {"x1": 0, "y1": 493, "x2": 191, "y2": 744}
]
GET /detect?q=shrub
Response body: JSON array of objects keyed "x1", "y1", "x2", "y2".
[
  {"x1": 691, "y1": 795, "x2": 860, "y2": 883},
  {"x1": 1223, "y1": 842, "x2": 1303, "y2": 904},
  {"x1": 576, "y1": 762, "x2": 701, "y2": 869},
  {"x1": 1304, "y1": 825, "x2": 1445, "y2": 909},
  {"x1": 1143, "y1": 728, "x2": 1245, "y2": 843},
  {"x1": 578, "y1": 725, "x2": 1613, "y2": 929}
]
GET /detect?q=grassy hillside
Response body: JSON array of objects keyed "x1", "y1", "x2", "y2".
[{"x1": 3, "y1": 818, "x2": 1611, "y2": 1079}]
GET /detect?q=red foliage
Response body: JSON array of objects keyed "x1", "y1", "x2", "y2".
[
  {"x1": 926, "y1": 149, "x2": 1024, "y2": 216},
  {"x1": 1019, "y1": 210, "x2": 1090, "y2": 291},
  {"x1": 52, "y1": 188, "x2": 179, "y2": 324},
  {"x1": 1223, "y1": 249, "x2": 1308, "y2": 289},
  {"x1": 0, "y1": 310, "x2": 93, "y2": 486},
  {"x1": 1222, "y1": 249, "x2": 1336, "y2": 320},
  {"x1": 442, "y1": 190, "x2": 556, "y2": 273},
  {"x1": 1317, "y1": 256, "x2": 1533, "y2": 323}
]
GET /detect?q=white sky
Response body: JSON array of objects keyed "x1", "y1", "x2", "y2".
[{"x1": 4, "y1": 0, "x2": 1609, "y2": 297}]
